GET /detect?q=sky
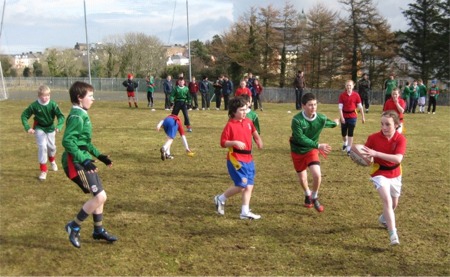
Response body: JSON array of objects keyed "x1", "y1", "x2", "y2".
[{"x1": 0, "y1": 0, "x2": 414, "y2": 55}]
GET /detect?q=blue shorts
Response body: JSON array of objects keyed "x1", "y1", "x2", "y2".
[
  {"x1": 163, "y1": 117, "x2": 178, "y2": 139},
  {"x1": 227, "y1": 160, "x2": 255, "y2": 188}
]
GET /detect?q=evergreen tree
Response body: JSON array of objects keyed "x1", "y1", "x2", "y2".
[{"x1": 401, "y1": 0, "x2": 447, "y2": 83}]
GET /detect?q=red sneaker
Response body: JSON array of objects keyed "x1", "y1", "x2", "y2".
[{"x1": 312, "y1": 198, "x2": 324, "y2": 212}]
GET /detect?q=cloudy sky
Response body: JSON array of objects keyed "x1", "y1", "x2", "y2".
[{"x1": 0, "y1": 0, "x2": 414, "y2": 55}]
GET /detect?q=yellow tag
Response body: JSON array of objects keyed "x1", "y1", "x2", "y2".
[{"x1": 228, "y1": 147, "x2": 242, "y2": 170}]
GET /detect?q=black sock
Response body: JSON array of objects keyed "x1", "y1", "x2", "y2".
[{"x1": 93, "y1": 213, "x2": 103, "y2": 233}]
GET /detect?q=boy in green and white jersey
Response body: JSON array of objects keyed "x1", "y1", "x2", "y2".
[{"x1": 21, "y1": 85, "x2": 65, "y2": 181}]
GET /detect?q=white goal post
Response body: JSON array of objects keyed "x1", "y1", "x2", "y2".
[{"x1": 0, "y1": 62, "x2": 8, "y2": 101}]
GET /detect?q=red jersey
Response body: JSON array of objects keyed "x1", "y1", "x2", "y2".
[
  {"x1": 365, "y1": 131, "x2": 407, "y2": 178},
  {"x1": 220, "y1": 118, "x2": 256, "y2": 163},
  {"x1": 188, "y1": 82, "x2": 199, "y2": 94},
  {"x1": 235, "y1": 87, "x2": 252, "y2": 97},
  {"x1": 383, "y1": 98, "x2": 406, "y2": 122},
  {"x1": 339, "y1": 91, "x2": 361, "y2": 119}
]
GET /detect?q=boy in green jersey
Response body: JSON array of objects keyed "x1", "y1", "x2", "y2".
[
  {"x1": 21, "y1": 85, "x2": 65, "y2": 181},
  {"x1": 290, "y1": 93, "x2": 339, "y2": 212},
  {"x1": 62, "y1": 81, "x2": 117, "y2": 248}
]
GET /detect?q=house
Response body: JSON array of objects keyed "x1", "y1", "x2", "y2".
[{"x1": 13, "y1": 52, "x2": 41, "y2": 69}]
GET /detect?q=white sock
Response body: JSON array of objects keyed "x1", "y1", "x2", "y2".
[
  {"x1": 218, "y1": 194, "x2": 227, "y2": 203},
  {"x1": 241, "y1": 205, "x2": 250, "y2": 215},
  {"x1": 305, "y1": 190, "x2": 311, "y2": 196},
  {"x1": 312, "y1": 191, "x2": 318, "y2": 199}
]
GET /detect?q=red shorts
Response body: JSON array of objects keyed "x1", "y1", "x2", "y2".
[
  {"x1": 291, "y1": 149, "x2": 320, "y2": 172},
  {"x1": 127, "y1": 91, "x2": 135, "y2": 97}
]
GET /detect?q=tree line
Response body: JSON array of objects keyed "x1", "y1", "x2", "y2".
[{"x1": 1, "y1": 0, "x2": 448, "y2": 90}]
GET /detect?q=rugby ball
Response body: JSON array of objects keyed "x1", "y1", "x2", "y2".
[{"x1": 349, "y1": 144, "x2": 373, "y2": 166}]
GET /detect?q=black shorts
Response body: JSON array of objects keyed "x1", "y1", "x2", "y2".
[{"x1": 64, "y1": 167, "x2": 104, "y2": 196}]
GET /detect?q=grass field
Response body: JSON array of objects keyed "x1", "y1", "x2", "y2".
[{"x1": 0, "y1": 94, "x2": 449, "y2": 276}]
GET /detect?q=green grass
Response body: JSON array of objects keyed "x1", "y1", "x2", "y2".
[{"x1": 1, "y1": 98, "x2": 449, "y2": 276}]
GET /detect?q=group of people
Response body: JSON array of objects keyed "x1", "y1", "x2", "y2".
[{"x1": 23, "y1": 69, "x2": 442, "y2": 248}]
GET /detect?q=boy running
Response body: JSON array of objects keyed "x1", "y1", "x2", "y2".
[
  {"x1": 290, "y1": 93, "x2": 339, "y2": 212},
  {"x1": 214, "y1": 97, "x2": 263, "y2": 219},
  {"x1": 21, "y1": 85, "x2": 65, "y2": 181}
]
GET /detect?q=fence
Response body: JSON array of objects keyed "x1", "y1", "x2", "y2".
[{"x1": 3, "y1": 77, "x2": 449, "y2": 106}]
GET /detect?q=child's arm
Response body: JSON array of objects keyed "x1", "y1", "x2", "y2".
[
  {"x1": 363, "y1": 146, "x2": 404, "y2": 164},
  {"x1": 252, "y1": 131, "x2": 263, "y2": 149},
  {"x1": 156, "y1": 120, "x2": 164, "y2": 131}
]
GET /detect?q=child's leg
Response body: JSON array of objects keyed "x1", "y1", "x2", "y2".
[
  {"x1": 163, "y1": 138, "x2": 174, "y2": 155},
  {"x1": 47, "y1": 131, "x2": 57, "y2": 159},
  {"x1": 377, "y1": 184, "x2": 396, "y2": 232},
  {"x1": 309, "y1": 164, "x2": 322, "y2": 197},
  {"x1": 297, "y1": 170, "x2": 310, "y2": 193},
  {"x1": 35, "y1": 129, "x2": 49, "y2": 170}
]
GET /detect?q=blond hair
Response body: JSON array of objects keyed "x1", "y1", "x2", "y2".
[{"x1": 37, "y1": 85, "x2": 50, "y2": 96}]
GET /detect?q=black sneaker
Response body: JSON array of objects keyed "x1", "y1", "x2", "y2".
[
  {"x1": 65, "y1": 222, "x2": 81, "y2": 248},
  {"x1": 160, "y1": 147, "x2": 166, "y2": 161},
  {"x1": 92, "y1": 229, "x2": 118, "y2": 243},
  {"x1": 304, "y1": 195, "x2": 313, "y2": 208},
  {"x1": 342, "y1": 144, "x2": 347, "y2": 151}
]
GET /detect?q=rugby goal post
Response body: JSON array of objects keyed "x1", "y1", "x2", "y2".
[{"x1": 0, "y1": 62, "x2": 8, "y2": 101}]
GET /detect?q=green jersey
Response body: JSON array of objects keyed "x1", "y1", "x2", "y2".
[
  {"x1": 21, "y1": 99, "x2": 65, "y2": 133},
  {"x1": 402, "y1": 86, "x2": 411, "y2": 99},
  {"x1": 290, "y1": 111, "x2": 337, "y2": 154},
  {"x1": 170, "y1": 85, "x2": 191, "y2": 103},
  {"x1": 418, "y1": 84, "x2": 427, "y2": 97},
  {"x1": 246, "y1": 109, "x2": 260, "y2": 134},
  {"x1": 384, "y1": 79, "x2": 397, "y2": 96},
  {"x1": 61, "y1": 106, "x2": 101, "y2": 168}
]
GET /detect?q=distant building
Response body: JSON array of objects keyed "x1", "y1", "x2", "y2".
[{"x1": 13, "y1": 52, "x2": 41, "y2": 69}]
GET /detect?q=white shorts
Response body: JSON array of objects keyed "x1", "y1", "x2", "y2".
[
  {"x1": 371, "y1": 175, "x2": 402, "y2": 198},
  {"x1": 418, "y1": 96, "x2": 426, "y2": 105}
]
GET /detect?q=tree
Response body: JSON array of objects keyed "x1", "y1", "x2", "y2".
[
  {"x1": 0, "y1": 56, "x2": 13, "y2": 77},
  {"x1": 33, "y1": 61, "x2": 43, "y2": 77},
  {"x1": 402, "y1": 0, "x2": 449, "y2": 83},
  {"x1": 338, "y1": 0, "x2": 384, "y2": 82},
  {"x1": 303, "y1": 3, "x2": 339, "y2": 88},
  {"x1": 23, "y1": 67, "x2": 32, "y2": 77}
]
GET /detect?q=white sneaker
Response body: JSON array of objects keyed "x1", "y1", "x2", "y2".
[
  {"x1": 214, "y1": 195, "x2": 225, "y2": 215},
  {"x1": 390, "y1": 233, "x2": 400, "y2": 246},
  {"x1": 378, "y1": 214, "x2": 387, "y2": 228},
  {"x1": 240, "y1": 211, "x2": 261, "y2": 220},
  {"x1": 51, "y1": 161, "x2": 58, "y2": 171},
  {"x1": 38, "y1": 171, "x2": 47, "y2": 181}
]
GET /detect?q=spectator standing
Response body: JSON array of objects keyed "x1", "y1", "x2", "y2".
[
  {"x1": 199, "y1": 75, "x2": 211, "y2": 110},
  {"x1": 122, "y1": 74, "x2": 139, "y2": 108},
  {"x1": 383, "y1": 88, "x2": 406, "y2": 133},
  {"x1": 427, "y1": 81, "x2": 440, "y2": 114},
  {"x1": 293, "y1": 70, "x2": 306, "y2": 110},
  {"x1": 222, "y1": 76, "x2": 233, "y2": 110},
  {"x1": 383, "y1": 74, "x2": 397, "y2": 104},
  {"x1": 402, "y1": 81, "x2": 411, "y2": 113},
  {"x1": 358, "y1": 73, "x2": 371, "y2": 113},
  {"x1": 213, "y1": 75, "x2": 224, "y2": 110},
  {"x1": 188, "y1": 76, "x2": 199, "y2": 110},
  {"x1": 409, "y1": 80, "x2": 419, "y2": 114},
  {"x1": 146, "y1": 75, "x2": 155, "y2": 108},
  {"x1": 253, "y1": 78, "x2": 263, "y2": 111},
  {"x1": 163, "y1": 75, "x2": 173, "y2": 111},
  {"x1": 417, "y1": 79, "x2": 427, "y2": 113}
]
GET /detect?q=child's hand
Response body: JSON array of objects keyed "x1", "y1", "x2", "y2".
[
  {"x1": 234, "y1": 141, "x2": 246, "y2": 150},
  {"x1": 333, "y1": 118, "x2": 340, "y2": 126},
  {"x1": 27, "y1": 129, "x2": 35, "y2": 134}
]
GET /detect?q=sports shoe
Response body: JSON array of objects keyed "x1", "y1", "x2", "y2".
[
  {"x1": 312, "y1": 198, "x2": 324, "y2": 212},
  {"x1": 214, "y1": 195, "x2": 225, "y2": 215},
  {"x1": 240, "y1": 211, "x2": 261, "y2": 220},
  {"x1": 38, "y1": 171, "x2": 47, "y2": 181},
  {"x1": 65, "y1": 222, "x2": 81, "y2": 248},
  {"x1": 304, "y1": 195, "x2": 313, "y2": 208},
  {"x1": 51, "y1": 161, "x2": 58, "y2": 171},
  {"x1": 378, "y1": 214, "x2": 387, "y2": 228},
  {"x1": 166, "y1": 154, "x2": 174, "y2": 160},
  {"x1": 342, "y1": 144, "x2": 347, "y2": 151},
  {"x1": 160, "y1": 147, "x2": 166, "y2": 161},
  {"x1": 390, "y1": 233, "x2": 400, "y2": 246},
  {"x1": 187, "y1": 128, "x2": 193, "y2": 132},
  {"x1": 92, "y1": 229, "x2": 118, "y2": 243}
]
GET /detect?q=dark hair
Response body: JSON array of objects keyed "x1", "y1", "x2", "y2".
[
  {"x1": 228, "y1": 97, "x2": 247, "y2": 118},
  {"x1": 301, "y1": 92, "x2": 316, "y2": 105},
  {"x1": 382, "y1": 110, "x2": 400, "y2": 126},
  {"x1": 69, "y1": 81, "x2": 94, "y2": 104}
]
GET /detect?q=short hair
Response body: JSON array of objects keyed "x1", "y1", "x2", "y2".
[
  {"x1": 239, "y1": 94, "x2": 251, "y2": 104},
  {"x1": 381, "y1": 110, "x2": 400, "y2": 126},
  {"x1": 228, "y1": 97, "x2": 247, "y2": 119},
  {"x1": 37, "y1": 85, "x2": 50, "y2": 96},
  {"x1": 69, "y1": 81, "x2": 94, "y2": 104},
  {"x1": 301, "y1": 92, "x2": 316, "y2": 105}
]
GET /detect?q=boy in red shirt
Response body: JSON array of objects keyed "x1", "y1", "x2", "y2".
[
  {"x1": 338, "y1": 80, "x2": 365, "y2": 154},
  {"x1": 214, "y1": 97, "x2": 263, "y2": 220},
  {"x1": 362, "y1": 110, "x2": 407, "y2": 246}
]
